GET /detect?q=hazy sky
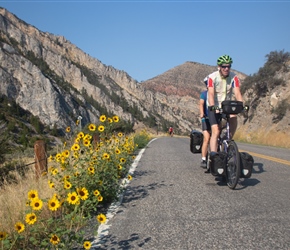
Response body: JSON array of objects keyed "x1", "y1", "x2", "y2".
[{"x1": 1, "y1": 1, "x2": 290, "y2": 82}]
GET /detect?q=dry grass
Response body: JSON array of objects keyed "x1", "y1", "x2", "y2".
[
  {"x1": 235, "y1": 127, "x2": 290, "y2": 148},
  {"x1": 0, "y1": 166, "x2": 53, "y2": 234}
]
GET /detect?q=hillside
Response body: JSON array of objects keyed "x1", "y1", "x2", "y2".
[{"x1": 1, "y1": 6, "x2": 290, "y2": 154}]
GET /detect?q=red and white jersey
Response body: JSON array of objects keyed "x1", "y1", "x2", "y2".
[{"x1": 206, "y1": 71, "x2": 240, "y2": 107}]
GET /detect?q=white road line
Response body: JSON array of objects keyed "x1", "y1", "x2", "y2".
[{"x1": 91, "y1": 138, "x2": 157, "y2": 248}]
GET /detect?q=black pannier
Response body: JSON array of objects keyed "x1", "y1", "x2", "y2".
[
  {"x1": 209, "y1": 151, "x2": 227, "y2": 176},
  {"x1": 190, "y1": 130, "x2": 203, "y2": 154},
  {"x1": 221, "y1": 100, "x2": 243, "y2": 114},
  {"x1": 239, "y1": 152, "x2": 254, "y2": 178}
]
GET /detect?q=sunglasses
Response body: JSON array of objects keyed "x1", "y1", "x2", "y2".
[{"x1": 221, "y1": 65, "x2": 231, "y2": 69}]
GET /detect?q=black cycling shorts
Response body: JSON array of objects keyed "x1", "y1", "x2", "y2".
[
  {"x1": 208, "y1": 110, "x2": 222, "y2": 126},
  {"x1": 201, "y1": 118, "x2": 211, "y2": 131}
]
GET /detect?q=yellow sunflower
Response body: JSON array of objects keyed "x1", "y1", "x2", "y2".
[
  {"x1": 93, "y1": 190, "x2": 100, "y2": 196},
  {"x1": 77, "y1": 187, "x2": 89, "y2": 201},
  {"x1": 27, "y1": 190, "x2": 38, "y2": 200},
  {"x1": 49, "y1": 181, "x2": 55, "y2": 189},
  {"x1": 64, "y1": 181, "x2": 72, "y2": 190},
  {"x1": 108, "y1": 117, "x2": 113, "y2": 123},
  {"x1": 120, "y1": 158, "x2": 126, "y2": 163},
  {"x1": 118, "y1": 132, "x2": 123, "y2": 137},
  {"x1": 83, "y1": 241, "x2": 92, "y2": 249},
  {"x1": 0, "y1": 231, "x2": 8, "y2": 241},
  {"x1": 88, "y1": 123, "x2": 96, "y2": 131},
  {"x1": 115, "y1": 148, "x2": 121, "y2": 154},
  {"x1": 77, "y1": 131, "x2": 85, "y2": 138},
  {"x1": 117, "y1": 164, "x2": 122, "y2": 170},
  {"x1": 97, "y1": 214, "x2": 107, "y2": 224},
  {"x1": 48, "y1": 197, "x2": 60, "y2": 211},
  {"x1": 127, "y1": 175, "x2": 133, "y2": 181},
  {"x1": 98, "y1": 125, "x2": 105, "y2": 132},
  {"x1": 25, "y1": 213, "x2": 37, "y2": 225},
  {"x1": 65, "y1": 126, "x2": 71, "y2": 133},
  {"x1": 99, "y1": 115, "x2": 106, "y2": 122},
  {"x1": 88, "y1": 166, "x2": 95, "y2": 174},
  {"x1": 15, "y1": 222, "x2": 25, "y2": 233},
  {"x1": 30, "y1": 198, "x2": 43, "y2": 211},
  {"x1": 102, "y1": 153, "x2": 110, "y2": 160},
  {"x1": 62, "y1": 150, "x2": 70, "y2": 158},
  {"x1": 113, "y1": 115, "x2": 119, "y2": 123},
  {"x1": 98, "y1": 195, "x2": 103, "y2": 202},
  {"x1": 71, "y1": 143, "x2": 80, "y2": 151},
  {"x1": 83, "y1": 140, "x2": 91, "y2": 147},
  {"x1": 67, "y1": 192, "x2": 79, "y2": 205},
  {"x1": 50, "y1": 234, "x2": 60, "y2": 245}
]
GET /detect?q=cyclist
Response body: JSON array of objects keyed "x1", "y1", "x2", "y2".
[
  {"x1": 168, "y1": 126, "x2": 174, "y2": 137},
  {"x1": 199, "y1": 76, "x2": 211, "y2": 169},
  {"x1": 207, "y1": 55, "x2": 243, "y2": 153}
]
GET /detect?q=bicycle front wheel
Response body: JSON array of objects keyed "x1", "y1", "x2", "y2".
[{"x1": 226, "y1": 141, "x2": 240, "y2": 189}]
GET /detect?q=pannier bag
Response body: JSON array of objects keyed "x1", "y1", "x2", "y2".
[
  {"x1": 190, "y1": 130, "x2": 203, "y2": 154},
  {"x1": 209, "y1": 151, "x2": 227, "y2": 176},
  {"x1": 221, "y1": 100, "x2": 243, "y2": 114},
  {"x1": 239, "y1": 152, "x2": 254, "y2": 178}
]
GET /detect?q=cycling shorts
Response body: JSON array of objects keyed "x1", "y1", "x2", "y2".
[
  {"x1": 208, "y1": 110, "x2": 222, "y2": 126},
  {"x1": 201, "y1": 118, "x2": 211, "y2": 131}
]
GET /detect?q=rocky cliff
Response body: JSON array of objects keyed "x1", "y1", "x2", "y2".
[{"x1": 1, "y1": 7, "x2": 290, "y2": 147}]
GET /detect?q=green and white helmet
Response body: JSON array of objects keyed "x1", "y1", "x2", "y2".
[{"x1": 217, "y1": 55, "x2": 233, "y2": 65}]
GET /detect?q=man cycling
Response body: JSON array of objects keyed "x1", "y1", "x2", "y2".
[{"x1": 207, "y1": 55, "x2": 243, "y2": 153}]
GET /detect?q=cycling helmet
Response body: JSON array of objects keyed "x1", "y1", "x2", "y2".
[{"x1": 217, "y1": 55, "x2": 233, "y2": 65}]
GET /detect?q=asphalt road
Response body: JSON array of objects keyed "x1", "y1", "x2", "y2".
[{"x1": 92, "y1": 136, "x2": 290, "y2": 250}]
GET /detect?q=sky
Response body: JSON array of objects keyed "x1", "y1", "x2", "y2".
[{"x1": 1, "y1": 1, "x2": 290, "y2": 82}]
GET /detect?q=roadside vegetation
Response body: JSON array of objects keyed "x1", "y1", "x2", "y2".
[{"x1": 0, "y1": 115, "x2": 151, "y2": 249}]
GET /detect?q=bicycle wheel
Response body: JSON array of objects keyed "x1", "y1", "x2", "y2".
[{"x1": 225, "y1": 141, "x2": 240, "y2": 189}]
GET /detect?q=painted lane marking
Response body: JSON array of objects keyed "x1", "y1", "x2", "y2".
[{"x1": 91, "y1": 138, "x2": 157, "y2": 248}]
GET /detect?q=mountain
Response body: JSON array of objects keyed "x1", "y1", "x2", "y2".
[{"x1": 1, "y1": 7, "x2": 290, "y2": 149}]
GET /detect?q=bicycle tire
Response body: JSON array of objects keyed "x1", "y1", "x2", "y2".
[{"x1": 225, "y1": 141, "x2": 240, "y2": 189}]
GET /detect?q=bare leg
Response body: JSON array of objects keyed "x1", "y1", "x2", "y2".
[
  {"x1": 210, "y1": 124, "x2": 220, "y2": 152},
  {"x1": 201, "y1": 130, "x2": 210, "y2": 158}
]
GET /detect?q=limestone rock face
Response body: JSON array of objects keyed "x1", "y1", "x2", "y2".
[{"x1": 1, "y1": 7, "x2": 290, "y2": 138}]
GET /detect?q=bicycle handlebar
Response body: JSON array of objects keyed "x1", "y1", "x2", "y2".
[{"x1": 209, "y1": 104, "x2": 249, "y2": 113}]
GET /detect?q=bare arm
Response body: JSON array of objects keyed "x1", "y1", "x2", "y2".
[
  {"x1": 234, "y1": 87, "x2": 243, "y2": 102},
  {"x1": 208, "y1": 87, "x2": 215, "y2": 107},
  {"x1": 199, "y1": 99, "x2": 205, "y2": 118}
]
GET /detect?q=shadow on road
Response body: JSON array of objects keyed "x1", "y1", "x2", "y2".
[
  {"x1": 252, "y1": 162, "x2": 264, "y2": 174},
  {"x1": 95, "y1": 233, "x2": 151, "y2": 250}
]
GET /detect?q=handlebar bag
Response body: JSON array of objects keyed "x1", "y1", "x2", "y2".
[
  {"x1": 209, "y1": 151, "x2": 227, "y2": 176},
  {"x1": 239, "y1": 152, "x2": 254, "y2": 178},
  {"x1": 221, "y1": 100, "x2": 243, "y2": 114},
  {"x1": 190, "y1": 130, "x2": 203, "y2": 153}
]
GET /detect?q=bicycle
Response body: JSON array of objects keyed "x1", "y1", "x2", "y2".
[{"x1": 208, "y1": 100, "x2": 248, "y2": 190}]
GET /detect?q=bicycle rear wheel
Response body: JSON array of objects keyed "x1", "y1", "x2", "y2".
[{"x1": 226, "y1": 141, "x2": 240, "y2": 189}]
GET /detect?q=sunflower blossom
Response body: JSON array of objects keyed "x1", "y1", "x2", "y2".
[
  {"x1": 30, "y1": 198, "x2": 43, "y2": 211},
  {"x1": 27, "y1": 190, "x2": 38, "y2": 200},
  {"x1": 99, "y1": 115, "x2": 106, "y2": 122},
  {"x1": 48, "y1": 197, "x2": 61, "y2": 211},
  {"x1": 77, "y1": 187, "x2": 89, "y2": 201},
  {"x1": 50, "y1": 234, "x2": 60, "y2": 245},
  {"x1": 0, "y1": 231, "x2": 7, "y2": 241},
  {"x1": 97, "y1": 213, "x2": 106, "y2": 224},
  {"x1": 15, "y1": 222, "x2": 25, "y2": 233},
  {"x1": 67, "y1": 192, "x2": 79, "y2": 205},
  {"x1": 25, "y1": 213, "x2": 37, "y2": 225},
  {"x1": 83, "y1": 241, "x2": 92, "y2": 249}
]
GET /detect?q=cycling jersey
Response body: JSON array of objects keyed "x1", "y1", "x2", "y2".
[
  {"x1": 206, "y1": 71, "x2": 240, "y2": 107},
  {"x1": 200, "y1": 90, "x2": 208, "y2": 117}
]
